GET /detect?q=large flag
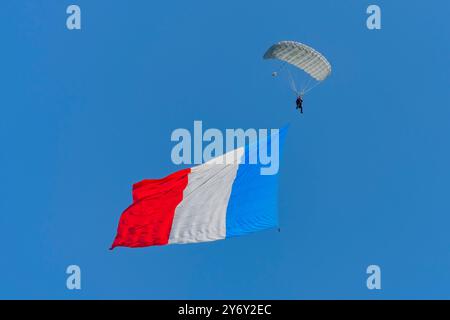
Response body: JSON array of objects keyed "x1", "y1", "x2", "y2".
[{"x1": 110, "y1": 127, "x2": 286, "y2": 249}]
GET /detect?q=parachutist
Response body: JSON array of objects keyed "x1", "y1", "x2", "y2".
[{"x1": 296, "y1": 95, "x2": 303, "y2": 114}]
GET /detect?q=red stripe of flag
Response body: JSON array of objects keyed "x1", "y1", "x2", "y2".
[{"x1": 110, "y1": 168, "x2": 191, "y2": 249}]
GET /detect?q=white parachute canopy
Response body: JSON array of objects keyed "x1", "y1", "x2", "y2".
[{"x1": 263, "y1": 41, "x2": 331, "y2": 95}]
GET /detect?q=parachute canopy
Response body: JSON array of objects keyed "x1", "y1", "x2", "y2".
[{"x1": 263, "y1": 41, "x2": 331, "y2": 81}]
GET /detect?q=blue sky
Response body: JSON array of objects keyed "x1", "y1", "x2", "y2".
[{"x1": 1, "y1": 0, "x2": 450, "y2": 299}]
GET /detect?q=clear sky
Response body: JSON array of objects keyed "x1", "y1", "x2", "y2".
[{"x1": 1, "y1": 0, "x2": 450, "y2": 299}]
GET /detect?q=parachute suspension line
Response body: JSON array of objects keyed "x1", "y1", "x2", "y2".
[
  {"x1": 274, "y1": 61, "x2": 323, "y2": 96},
  {"x1": 272, "y1": 62, "x2": 299, "y2": 95},
  {"x1": 293, "y1": 72, "x2": 320, "y2": 96},
  {"x1": 286, "y1": 67, "x2": 299, "y2": 96},
  {"x1": 277, "y1": 61, "x2": 288, "y2": 73},
  {"x1": 300, "y1": 77, "x2": 312, "y2": 96},
  {"x1": 271, "y1": 61, "x2": 288, "y2": 78},
  {"x1": 303, "y1": 77, "x2": 314, "y2": 94},
  {"x1": 302, "y1": 80, "x2": 322, "y2": 95}
]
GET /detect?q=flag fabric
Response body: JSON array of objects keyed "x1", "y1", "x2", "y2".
[{"x1": 110, "y1": 128, "x2": 286, "y2": 249}]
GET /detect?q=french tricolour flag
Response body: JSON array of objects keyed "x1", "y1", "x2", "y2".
[{"x1": 110, "y1": 127, "x2": 286, "y2": 249}]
